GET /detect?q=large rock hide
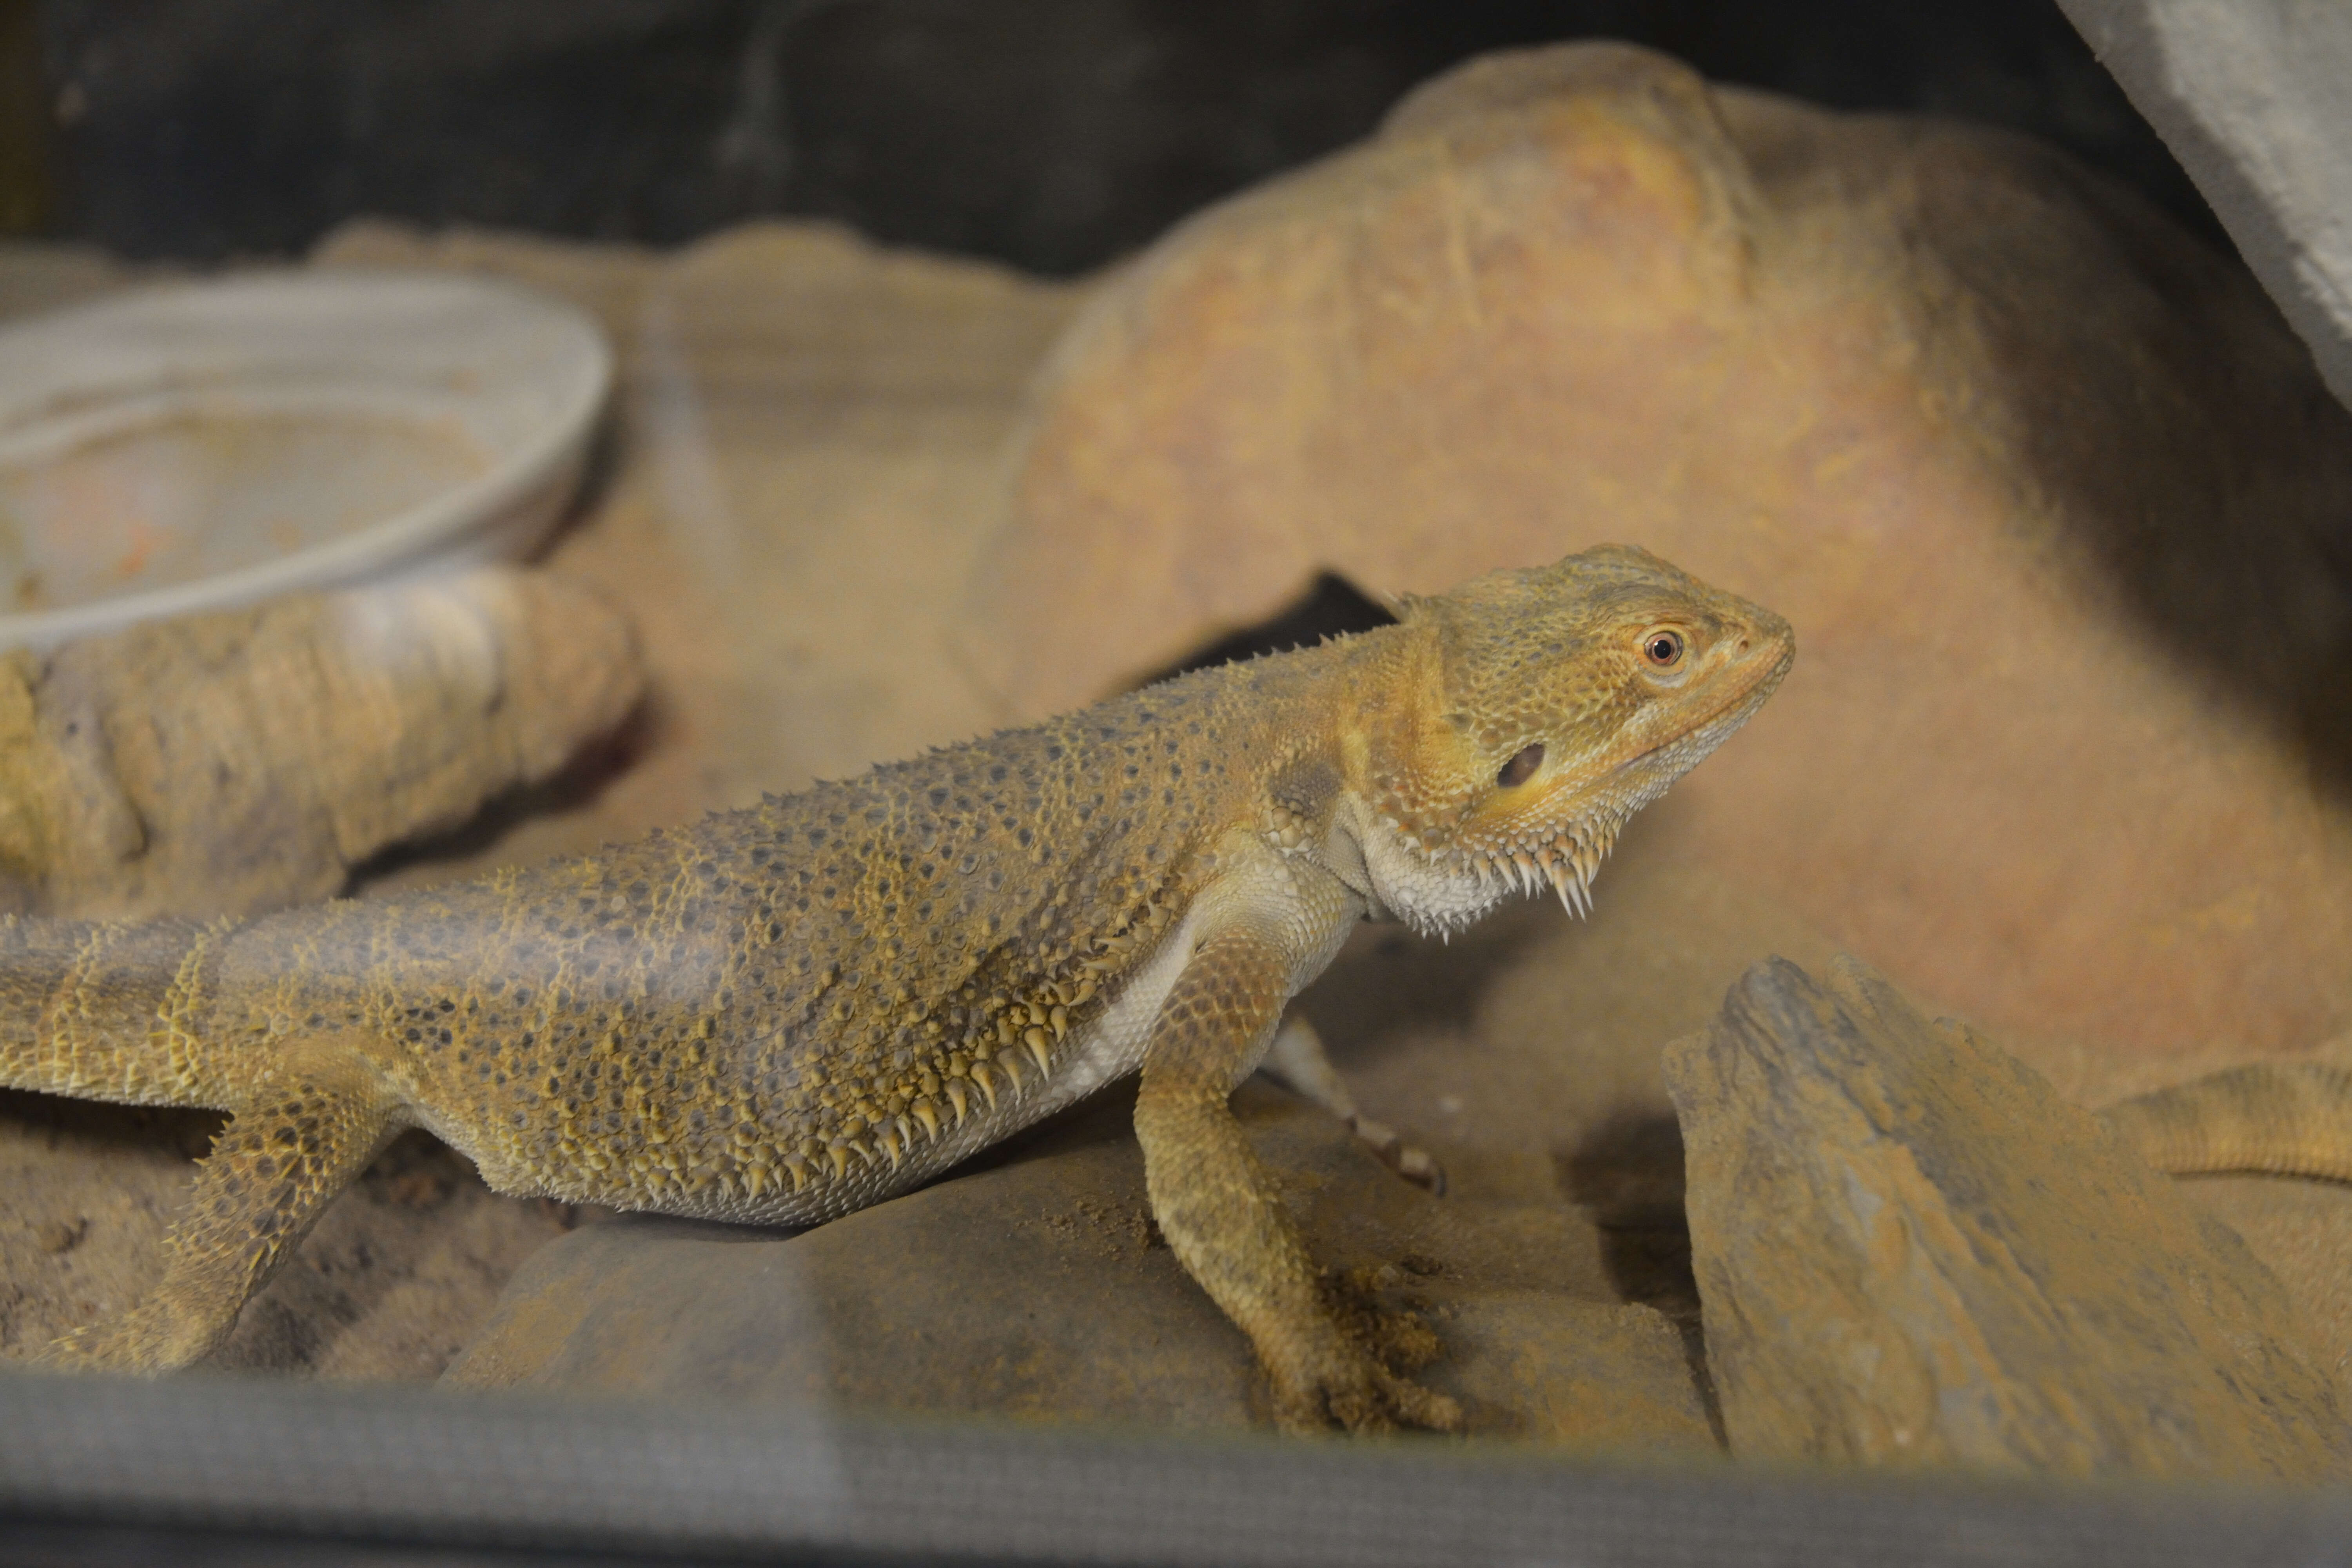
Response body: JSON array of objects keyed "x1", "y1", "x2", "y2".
[
  {"x1": 969, "y1": 42, "x2": 2352, "y2": 1066},
  {"x1": 1666, "y1": 955, "x2": 2349, "y2": 1481}
]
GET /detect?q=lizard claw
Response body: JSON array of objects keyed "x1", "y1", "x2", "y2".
[
  {"x1": 1268, "y1": 1333, "x2": 1464, "y2": 1436},
  {"x1": 1348, "y1": 1114, "x2": 1447, "y2": 1197},
  {"x1": 1261, "y1": 1018, "x2": 1447, "y2": 1196},
  {"x1": 40, "y1": 1300, "x2": 218, "y2": 1375},
  {"x1": 40, "y1": 1321, "x2": 136, "y2": 1374},
  {"x1": 1265, "y1": 1267, "x2": 1463, "y2": 1436}
]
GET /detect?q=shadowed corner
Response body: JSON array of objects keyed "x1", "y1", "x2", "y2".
[
  {"x1": 1554, "y1": 1104, "x2": 1724, "y2": 1446},
  {"x1": 0, "y1": 0, "x2": 48, "y2": 241},
  {"x1": 1912, "y1": 125, "x2": 2352, "y2": 796}
]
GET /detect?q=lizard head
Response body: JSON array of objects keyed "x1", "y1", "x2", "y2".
[{"x1": 1341, "y1": 544, "x2": 1793, "y2": 936}]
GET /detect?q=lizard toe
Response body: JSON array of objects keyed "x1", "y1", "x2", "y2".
[
  {"x1": 1373, "y1": 1366, "x2": 1464, "y2": 1433},
  {"x1": 42, "y1": 1321, "x2": 148, "y2": 1375},
  {"x1": 1392, "y1": 1145, "x2": 1446, "y2": 1196},
  {"x1": 1265, "y1": 1290, "x2": 1461, "y2": 1436},
  {"x1": 42, "y1": 1296, "x2": 227, "y2": 1375},
  {"x1": 1348, "y1": 1115, "x2": 1448, "y2": 1196},
  {"x1": 1278, "y1": 1349, "x2": 1460, "y2": 1436},
  {"x1": 1328, "y1": 1265, "x2": 1445, "y2": 1371}
]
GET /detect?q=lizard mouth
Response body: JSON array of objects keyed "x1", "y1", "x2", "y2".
[{"x1": 1455, "y1": 653, "x2": 1789, "y2": 920}]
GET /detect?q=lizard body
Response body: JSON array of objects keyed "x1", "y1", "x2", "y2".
[{"x1": 0, "y1": 545, "x2": 1791, "y2": 1431}]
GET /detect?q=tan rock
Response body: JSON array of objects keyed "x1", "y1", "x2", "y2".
[
  {"x1": 0, "y1": 563, "x2": 642, "y2": 919},
  {"x1": 1666, "y1": 955, "x2": 2349, "y2": 1481},
  {"x1": 448, "y1": 1081, "x2": 1718, "y2": 1456},
  {"x1": 972, "y1": 40, "x2": 2352, "y2": 1068},
  {"x1": 2175, "y1": 1173, "x2": 2352, "y2": 1402}
]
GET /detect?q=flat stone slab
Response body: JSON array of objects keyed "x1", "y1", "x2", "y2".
[
  {"x1": 1666, "y1": 956, "x2": 2350, "y2": 1481},
  {"x1": 448, "y1": 1081, "x2": 1717, "y2": 1455}
]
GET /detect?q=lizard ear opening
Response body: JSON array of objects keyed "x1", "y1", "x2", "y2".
[{"x1": 1496, "y1": 744, "x2": 1544, "y2": 788}]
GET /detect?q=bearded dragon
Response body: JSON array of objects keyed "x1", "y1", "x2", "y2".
[{"x1": 0, "y1": 545, "x2": 1792, "y2": 1433}]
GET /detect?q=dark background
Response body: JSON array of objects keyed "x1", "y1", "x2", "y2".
[{"x1": 10, "y1": 0, "x2": 2216, "y2": 276}]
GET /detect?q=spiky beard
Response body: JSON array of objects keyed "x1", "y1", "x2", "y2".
[
  {"x1": 1414, "y1": 812, "x2": 1624, "y2": 939},
  {"x1": 1352, "y1": 803, "x2": 1628, "y2": 941},
  {"x1": 1359, "y1": 753, "x2": 1698, "y2": 939},
  {"x1": 1463, "y1": 816, "x2": 1619, "y2": 922}
]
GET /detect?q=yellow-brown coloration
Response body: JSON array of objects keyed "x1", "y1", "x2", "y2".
[
  {"x1": 0, "y1": 545, "x2": 1791, "y2": 1431},
  {"x1": 2104, "y1": 1062, "x2": 2352, "y2": 1186}
]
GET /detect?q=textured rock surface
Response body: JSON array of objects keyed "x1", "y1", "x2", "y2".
[
  {"x1": 1667, "y1": 955, "x2": 2350, "y2": 1481},
  {"x1": 973, "y1": 41, "x2": 2352, "y2": 1071},
  {"x1": 448, "y1": 1080, "x2": 1718, "y2": 1455},
  {"x1": 0, "y1": 564, "x2": 642, "y2": 920}
]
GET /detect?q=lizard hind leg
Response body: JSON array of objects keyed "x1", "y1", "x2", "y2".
[
  {"x1": 1259, "y1": 1014, "x2": 1446, "y2": 1196},
  {"x1": 46, "y1": 1051, "x2": 400, "y2": 1374}
]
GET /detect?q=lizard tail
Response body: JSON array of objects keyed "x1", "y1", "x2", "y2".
[
  {"x1": 0, "y1": 914, "x2": 245, "y2": 1111},
  {"x1": 2100, "y1": 1061, "x2": 2352, "y2": 1185}
]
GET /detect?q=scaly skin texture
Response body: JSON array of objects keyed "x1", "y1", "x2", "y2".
[
  {"x1": 2104, "y1": 1063, "x2": 2352, "y2": 1186},
  {"x1": 0, "y1": 545, "x2": 1792, "y2": 1431}
]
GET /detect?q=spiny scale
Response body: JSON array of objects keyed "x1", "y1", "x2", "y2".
[{"x1": 1473, "y1": 828, "x2": 1604, "y2": 920}]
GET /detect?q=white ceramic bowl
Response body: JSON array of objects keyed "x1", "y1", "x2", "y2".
[{"x1": 0, "y1": 269, "x2": 612, "y2": 648}]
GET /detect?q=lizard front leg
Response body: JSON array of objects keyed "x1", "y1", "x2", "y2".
[{"x1": 1135, "y1": 926, "x2": 1462, "y2": 1436}]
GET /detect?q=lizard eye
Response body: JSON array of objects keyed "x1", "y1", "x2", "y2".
[
  {"x1": 1642, "y1": 630, "x2": 1686, "y2": 667},
  {"x1": 1496, "y1": 744, "x2": 1544, "y2": 788}
]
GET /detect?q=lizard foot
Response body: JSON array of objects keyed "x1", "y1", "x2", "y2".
[
  {"x1": 38, "y1": 1323, "x2": 107, "y2": 1371},
  {"x1": 1345, "y1": 1114, "x2": 1447, "y2": 1196},
  {"x1": 1258, "y1": 1016, "x2": 1448, "y2": 1196},
  {"x1": 37, "y1": 1069, "x2": 390, "y2": 1377},
  {"x1": 1265, "y1": 1267, "x2": 1463, "y2": 1437},
  {"x1": 40, "y1": 1303, "x2": 213, "y2": 1376}
]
